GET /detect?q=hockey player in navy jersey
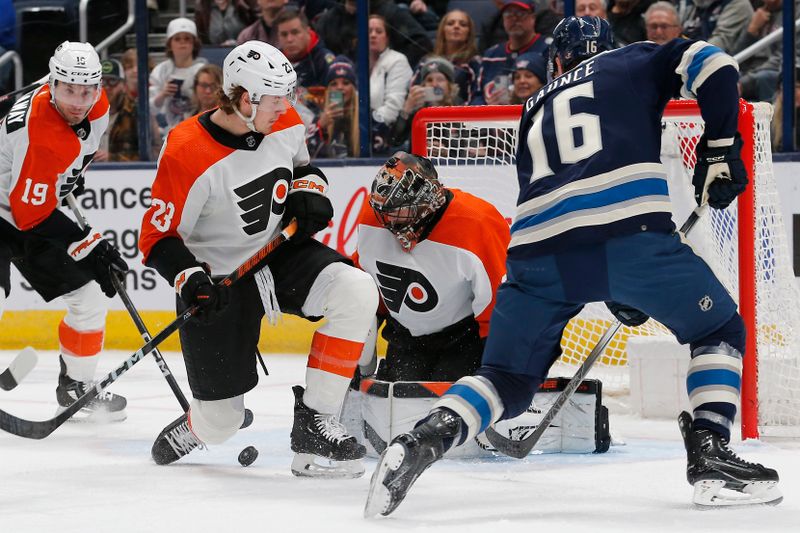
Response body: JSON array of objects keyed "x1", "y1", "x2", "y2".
[{"x1": 365, "y1": 17, "x2": 781, "y2": 517}]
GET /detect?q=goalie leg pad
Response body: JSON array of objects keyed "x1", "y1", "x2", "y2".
[{"x1": 188, "y1": 396, "x2": 245, "y2": 445}]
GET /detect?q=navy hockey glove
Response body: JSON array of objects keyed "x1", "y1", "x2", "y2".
[
  {"x1": 284, "y1": 165, "x2": 333, "y2": 241},
  {"x1": 605, "y1": 301, "x2": 649, "y2": 327},
  {"x1": 67, "y1": 230, "x2": 129, "y2": 298},
  {"x1": 692, "y1": 133, "x2": 748, "y2": 210},
  {"x1": 175, "y1": 266, "x2": 230, "y2": 324}
]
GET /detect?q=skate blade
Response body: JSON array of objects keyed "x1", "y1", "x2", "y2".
[
  {"x1": 56, "y1": 405, "x2": 127, "y2": 424},
  {"x1": 693, "y1": 479, "x2": 783, "y2": 508},
  {"x1": 290, "y1": 453, "x2": 364, "y2": 479},
  {"x1": 364, "y1": 443, "x2": 405, "y2": 518}
]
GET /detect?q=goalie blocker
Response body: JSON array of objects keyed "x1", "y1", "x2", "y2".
[{"x1": 343, "y1": 377, "x2": 610, "y2": 457}]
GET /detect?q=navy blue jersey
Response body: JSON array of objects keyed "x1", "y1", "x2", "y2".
[{"x1": 509, "y1": 39, "x2": 739, "y2": 256}]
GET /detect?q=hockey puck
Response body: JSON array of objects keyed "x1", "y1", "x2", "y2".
[{"x1": 238, "y1": 446, "x2": 258, "y2": 467}]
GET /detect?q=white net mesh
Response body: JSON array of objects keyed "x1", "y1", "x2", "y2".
[{"x1": 420, "y1": 102, "x2": 800, "y2": 436}]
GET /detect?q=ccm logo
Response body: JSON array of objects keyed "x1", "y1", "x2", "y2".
[{"x1": 291, "y1": 179, "x2": 326, "y2": 194}]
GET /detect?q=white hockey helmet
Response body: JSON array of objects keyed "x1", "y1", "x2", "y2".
[
  {"x1": 48, "y1": 41, "x2": 102, "y2": 86},
  {"x1": 223, "y1": 41, "x2": 297, "y2": 130}
]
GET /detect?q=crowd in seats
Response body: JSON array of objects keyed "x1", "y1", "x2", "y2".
[{"x1": 4, "y1": 0, "x2": 797, "y2": 159}]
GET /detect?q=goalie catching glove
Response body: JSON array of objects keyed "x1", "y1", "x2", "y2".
[
  {"x1": 67, "y1": 229, "x2": 129, "y2": 297},
  {"x1": 283, "y1": 165, "x2": 333, "y2": 242},
  {"x1": 175, "y1": 266, "x2": 230, "y2": 324},
  {"x1": 692, "y1": 133, "x2": 748, "y2": 210},
  {"x1": 605, "y1": 301, "x2": 649, "y2": 327}
]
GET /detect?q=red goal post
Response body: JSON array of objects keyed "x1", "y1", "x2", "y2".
[{"x1": 411, "y1": 100, "x2": 799, "y2": 440}]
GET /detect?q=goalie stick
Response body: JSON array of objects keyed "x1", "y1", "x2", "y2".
[
  {"x1": 0, "y1": 347, "x2": 39, "y2": 391},
  {"x1": 0, "y1": 220, "x2": 297, "y2": 439},
  {"x1": 485, "y1": 208, "x2": 705, "y2": 459},
  {"x1": 65, "y1": 195, "x2": 254, "y2": 428}
]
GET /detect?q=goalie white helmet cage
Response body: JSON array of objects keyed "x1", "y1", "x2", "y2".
[{"x1": 48, "y1": 41, "x2": 102, "y2": 86}]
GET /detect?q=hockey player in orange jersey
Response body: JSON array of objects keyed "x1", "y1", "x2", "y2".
[
  {"x1": 0, "y1": 41, "x2": 129, "y2": 420},
  {"x1": 354, "y1": 152, "x2": 509, "y2": 383},
  {"x1": 140, "y1": 41, "x2": 378, "y2": 478}
]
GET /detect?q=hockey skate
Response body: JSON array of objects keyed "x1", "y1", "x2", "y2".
[
  {"x1": 151, "y1": 413, "x2": 206, "y2": 465},
  {"x1": 56, "y1": 356, "x2": 127, "y2": 422},
  {"x1": 365, "y1": 409, "x2": 461, "y2": 518},
  {"x1": 678, "y1": 411, "x2": 782, "y2": 507},
  {"x1": 290, "y1": 385, "x2": 366, "y2": 479}
]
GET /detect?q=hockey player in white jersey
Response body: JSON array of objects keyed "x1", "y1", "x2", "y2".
[
  {"x1": 366, "y1": 17, "x2": 781, "y2": 516},
  {"x1": 0, "y1": 41, "x2": 129, "y2": 420},
  {"x1": 140, "y1": 41, "x2": 378, "y2": 478}
]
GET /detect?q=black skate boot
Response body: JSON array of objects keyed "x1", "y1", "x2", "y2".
[
  {"x1": 364, "y1": 408, "x2": 462, "y2": 518},
  {"x1": 56, "y1": 356, "x2": 127, "y2": 422},
  {"x1": 290, "y1": 385, "x2": 366, "y2": 478},
  {"x1": 678, "y1": 411, "x2": 781, "y2": 507},
  {"x1": 151, "y1": 413, "x2": 206, "y2": 465}
]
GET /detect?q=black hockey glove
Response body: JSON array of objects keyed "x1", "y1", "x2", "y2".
[
  {"x1": 692, "y1": 133, "x2": 748, "y2": 210},
  {"x1": 67, "y1": 230, "x2": 129, "y2": 298},
  {"x1": 175, "y1": 266, "x2": 230, "y2": 324},
  {"x1": 284, "y1": 165, "x2": 333, "y2": 241},
  {"x1": 605, "y1": 301, "x2": 649, "y2": 327}
]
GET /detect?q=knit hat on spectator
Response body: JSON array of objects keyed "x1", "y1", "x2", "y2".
[
  {"x1": 501, "y1": 0, "x2": 535, "y2": 12},
  {"x1": 167, "y1": 17, "x2": 197, "y2": 40},
  {"x1": 419, "y1": 56, "x2": 455, "y2": 83},
  {"x1": 101, "y1": 59, "x2": 125, "y2": 81},
  {"x1": 325, "y1": 56, "x2": 356, "y2": 86},
  {"x1": 514, "y1": 52, "x2": 547, "y2": 83}
]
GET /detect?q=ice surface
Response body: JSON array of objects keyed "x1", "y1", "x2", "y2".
[{"x1": 1, "y1": 350, "x2": 797, "y2": 532}]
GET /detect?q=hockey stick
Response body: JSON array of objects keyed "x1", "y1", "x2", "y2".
[
  {"x1": 0, "y1": 347, "x2": 39, "y2": 391},
  {"x1": 485, "y1": 208, "x2": 705, "y2": 459},
  {"x1": 0, "y1": 220, "x2": 297, "y2": 439},
  {"x1": 0, "y1": 76, "x2": 48, "y2": 104},
  {"x1": 65, "y1": 195, "x2": 254, "y2": 426}
]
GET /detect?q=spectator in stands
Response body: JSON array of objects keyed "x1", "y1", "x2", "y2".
[
  {"x1": 576, "y1": 0, "x2": 608, "y2": 18},
  {"x1": 390, "y1": 57, "x2": 461, "y2": 152},
  {"x1": 535, "y1": 1, "x2": 565, "y2": 37},
  {"x1": 313, "y1": 0, "x2": 358, "y2": 59},
  {"x1": 150, "y1": 18, "x2": 207, "y2": 135},
  {"x1": 370, "y1": 13, "x2": 413, "y2": 154},
  {"x1": 191, "y1": 63, "x2": 223, "y2": 114},
  {"x1": 237, "y1": 0, "x2": 287, "y2": 45},
  {"x1": 0, "y1": 0, "x2": 16, "y2": 116},
  {"x1": 644, "y1": 2, "x2": 682, "y2": 45},
  {"x1": 771, "y1": 68, "x2": 800, "y2": 151},
  {"x1": 195, "y1": 0, "x2": 257, "y2": 45},
  {"x1": 607, "y1": 0, "x2": 651, "y2": 46},
  {"x1": 429, "y1": 9, "x2": 481, "y2": 104},
  {"x1": 509, "y1": 51, "x2": 546, "y2": 105},
  {"x1": 95, "y1": 59, "x2": 162, "y2": 162},
  {"x1": 473, "y1": 0, "x2": 548, "y2": 106},
  {"x1": 315, "y1": 0, "x2": 432, "y2": 68},
  {"x1": 733, "y1": 0, "x2": 798, "y2": 102},
  {"x1": 396, "y1": 0, "x2": 441, "y2": 32},
  {"x1": 308, "y1": 56, "x2": 359, "y2": 158},
  {"x1": 680, "y1": 0, "x2": 753, "y2": 53},
  {"x1": 276, "y1": 8, "x2": 335, "y2": 89}
]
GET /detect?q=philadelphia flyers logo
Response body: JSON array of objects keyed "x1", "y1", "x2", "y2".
[
  {"x1": 375, "y1": 261, "x2": 438, "y2": 313},
  {"x1": 233, "y1": 167, "x2": 291, "y2": 235}
]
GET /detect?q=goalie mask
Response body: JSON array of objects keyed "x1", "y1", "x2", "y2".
[
  {"x1": 548, "y1": 16, "x2": 614, "y2": 82},
  {"x1": 48, "y1": 41, "x2": 102, "y2": 124},
  {"x1": 370, "y1": 152, "x2": 447, "y2": 252},
  {"x1": 223, "y1": 41, "x2": 297, "y2": 132}
]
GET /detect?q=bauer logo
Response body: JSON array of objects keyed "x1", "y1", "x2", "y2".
[
  {"x1": 233, "y1": 168, "x2": 292, "y2": 235},
  {"x1": 375, "y1": 261, "x2": 438, "y2": 313},
  {"x1": 699, "y1": 295, "x2": 713, "y2": 312}
]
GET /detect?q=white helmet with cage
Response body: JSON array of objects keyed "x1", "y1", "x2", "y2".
[
  {"x1": 48, "y1": 41, "x2": 102, "y2": 86},
  {"x1": 223, "y1": 41, "x2": 297, "y2": 131}
]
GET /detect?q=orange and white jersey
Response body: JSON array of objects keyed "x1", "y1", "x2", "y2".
[
  {"x1": 139, "y1": 108, "x2": 310, "y2": 274},
  {"x1": 354, "y1": 189, "x2": 509, "y2": 337},
  {"x1": 0, "y1": 85, "x2": 109, "y2": 230}
]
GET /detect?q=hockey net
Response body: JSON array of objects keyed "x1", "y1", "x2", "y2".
[{"x1": 411, "y1": 101, "x2": 800, "y2": 439}]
